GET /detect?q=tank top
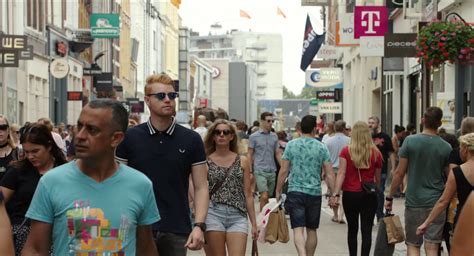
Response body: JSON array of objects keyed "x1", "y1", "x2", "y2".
[
  {"x1": 453, "y1": 166, "x2": 474, "y2": 223},
  {"x1": 208, "y1": 155, "x2": 247, "y2": 215}
]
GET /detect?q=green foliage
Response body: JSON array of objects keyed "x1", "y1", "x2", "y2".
[
  {"x1": 283, "y1": 86, "x2": 316, "y2": 99},
  {"x1": 416, "y1": 21, "x2": 474, "y2": 67}
]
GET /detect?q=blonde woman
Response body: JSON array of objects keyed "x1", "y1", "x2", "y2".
[
  {"x1": 417, "y1": 133, "x2": 474, "y2": 235},
  {"x1": 0, "y1": 115, "x2": 17, "y2": 181},
  {"x1": 330, "y1": 121, "x2": 383, "y2": 256},
  {"x1": 203, "y1": 119, "x2": 257, "y2": 256}
]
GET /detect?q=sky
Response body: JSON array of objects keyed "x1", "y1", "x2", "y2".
[{"x1": 179, "y1": 0, "x2": 323, "y2": 95}]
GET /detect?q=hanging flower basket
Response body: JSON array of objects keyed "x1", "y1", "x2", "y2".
[{"x1": 416, "y1": 20, "x2": 474, "y2": 68}]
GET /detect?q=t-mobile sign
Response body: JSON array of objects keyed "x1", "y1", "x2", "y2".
[{"x1": 354, "y1": 6, "x2": 388, "y2": 39}]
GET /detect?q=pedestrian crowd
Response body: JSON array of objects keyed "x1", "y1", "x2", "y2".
[{"x1": 0, "y1": 73, "x2": 472, "y2": 256}]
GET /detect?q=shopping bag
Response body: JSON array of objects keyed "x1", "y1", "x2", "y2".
[
  {"x1": 257, "y1": 199, "x2": 281, "y2": 243},
  {"x1": 374, "y1": 217, "x2": 395, "y2": 256},
  {"x1": 384, "y1": 214, "x2": 405, "y2": 244},
  {"x1": 265, "y1": 210, "x2": 279, "y2": 244},
  {"x1": 251, "y1": 240, "x2": 259, "y2": 256},
  {"x1": 277, "y1": 208, "x2": 289, "y2": 243}
]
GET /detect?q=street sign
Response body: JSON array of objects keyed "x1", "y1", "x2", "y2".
[
  {"x1": 67, "y1": 91, "x2": 83, "y2": 101},
  {"x1": 50, "y1": 58, "x2": 70, "y2": 79},
  {"x1": 90, "y1": 14, "x2": 120, "y2": 38},
  {"x1": 316, "y1": 90, "x2": 335, "y2": 100},
  {"x1": 83, "y1": 67, "x2": 103, "y2": 76}
]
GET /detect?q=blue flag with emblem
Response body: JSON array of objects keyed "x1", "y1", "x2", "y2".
[{"x1": 300, "y1": 14, "x2": 325, "y2": 71}]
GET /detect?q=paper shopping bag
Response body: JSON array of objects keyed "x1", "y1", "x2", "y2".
[
  {"x1": 277, "y1": 209, "x2": 289, "y2": 243},
  {"x1": 264, "y1": 211, "x2": 279, "y2": 244},
  {"x1": 384, "y1": 214, "x2": 405, "y2": 244}
]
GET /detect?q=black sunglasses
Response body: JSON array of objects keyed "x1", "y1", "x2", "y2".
[
  {"x1": 147, "y1": 92, "x2": 179, "y2": 101},
  {"x1": 266, "y1": 120, "x2": 274, "y2": 123},
  {"x1": 0, "y1": 124, "x2": 9, "y2": 130},
  {"x1": 213, "y1": 129, "x2": 232, "y2": 136}
]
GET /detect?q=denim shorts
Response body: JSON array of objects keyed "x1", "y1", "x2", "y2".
[
  {"x1": 285, "y1": 192, "x2": 322, "y2": 229},
  {"x1": 206, "y1": 202, "x2": 248, "y2": 234}
]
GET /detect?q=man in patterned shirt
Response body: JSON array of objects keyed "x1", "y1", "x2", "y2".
[{"x1": 276, "y1": 115, "x2": 337, "y2": 256}]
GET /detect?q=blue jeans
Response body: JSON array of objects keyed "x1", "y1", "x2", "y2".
[{"x1": 376, "y1": 173, "x2": 387, "y2": 220}]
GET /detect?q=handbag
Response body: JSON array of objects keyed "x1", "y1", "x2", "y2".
[
  {"x1": 384, "y1": 214, "x2": 405, "y2": 244},
  {"x1": 357, "y1": 168, "x2": 377, "y2": 195}
]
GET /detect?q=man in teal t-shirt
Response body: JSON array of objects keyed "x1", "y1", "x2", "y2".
[
  {"x1": 276, "y1": 115, "x2": 336, "y2": 256},
  {"x1": 386, "y1": 107, "x2": 451, "y2": 256},
  {"x1": 23, "y1": 100, "x2": 160, "y2": 256}
]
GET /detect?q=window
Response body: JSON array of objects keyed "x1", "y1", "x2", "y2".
[{"x1": 27, "y1": 0, "x2": 45, "y2": 32}]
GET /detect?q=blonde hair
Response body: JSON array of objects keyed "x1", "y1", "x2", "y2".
[
  {"x1": 349, "y1": 121, "x2": 381, "y2": 169},
  {"x1": 204, "y1": 119, "x2": 239, "y2": 156},
  {"x1": 459, "y1": 133, "x2": 474, "y2": 154},
  {"x1": 0, "y1": 115, "x2": 16, "y2": 149},
  {"x1": 144, "y1": 73, "x2": 175, "y2": 95}
]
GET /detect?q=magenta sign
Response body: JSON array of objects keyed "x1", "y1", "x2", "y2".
[{"x1": 354, "y1": 6, "x2": 388, "y2": 38}]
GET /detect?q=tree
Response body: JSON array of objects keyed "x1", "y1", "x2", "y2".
[
  {"x1": 283, "y1": 86, "x2": 296, "y2": 99},
  {"x1": 298, "y1": 86, "x2": 316, "y2": 99}
]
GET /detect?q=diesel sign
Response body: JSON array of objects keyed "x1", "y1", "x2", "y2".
[{"x1": 384, "y1": 33, "x2": 417, "y2": 57}]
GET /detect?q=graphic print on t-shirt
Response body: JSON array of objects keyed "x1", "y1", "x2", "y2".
[{"x1": 66, "y1": 200, "x2": 130, "y2": 255}]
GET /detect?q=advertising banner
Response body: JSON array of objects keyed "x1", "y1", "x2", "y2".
[
  {"x1": 354, "y1": 6, "x2": 388, "y2": 38},
  {"x1": 360, "y1": 36, "x2": 385, "y2": 57},
  {"x1": 336, "y1": 14, "x2": 359, "y2": 46},
  {"x1": 384, "y1": 33, "x2": 417, "y2": 57},
  {"x1": 90, "y1": 14, "x2": 120, "y2": 38},
  {"x1": 437, "y1": 92, "x2": 455, "y2": 132}
]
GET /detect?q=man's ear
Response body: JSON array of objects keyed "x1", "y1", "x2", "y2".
[{"x1": 111, "y1": 131, "x2": 125, "y2": 148}]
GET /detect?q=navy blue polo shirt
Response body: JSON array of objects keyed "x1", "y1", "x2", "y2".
[{"x1": 116, "y1": 118, "x2": 206, "y2": 235}]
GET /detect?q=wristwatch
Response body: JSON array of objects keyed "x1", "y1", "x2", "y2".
[{"x1": 193, "y1": 222, "x2": 207, "y2": 232}]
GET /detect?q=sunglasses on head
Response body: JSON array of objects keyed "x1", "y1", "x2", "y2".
[
  {"x1": 213, "y1": 129, "x2": 232, "y2": 136},
  {"x1": 0, "y1": 124, "x2": 9, "y2": 130},
  {"x1": 147, "y1": 92, "x2": 179, "y2": 101}
]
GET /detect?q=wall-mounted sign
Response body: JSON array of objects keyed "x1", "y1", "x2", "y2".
[
  {"x1": 318, "y1": 102, "x2": 342, "y2": 114},
  {"x1": 306, "y1": 68, "x2": 343, "y2": 88},
  {"x1": 127, "y1": 98, "x2": 145, "y2": 113},
  {"x1": 50, "y1": 58, "x2": 70, "y2": 79},
  {"x1": 55, "y1": 41, "x2": 68, "y2": 57},
  {"x1": 386, "y1": 0, "x2": 403, "y2": 9},
  {"x1": 336, "y1": 14, "x2": 359, "y2": 47},
  {"x1": 316, "y1": 90, "x2": 335, "y2": 100},
  {"x1": 317, "y1": 45, "x2": 340, "y2": 59},
  {"x1": 90, "y1": 14, "x2": 120, "y2": 38},
  {"x1": 67, "y1": 91, "x2": 83, "y2": 101},
  {"x1": 94, "y1": 72, "x2": 113, "y2": 92},
  {"x1": 301, "y1": 0, "x2": 329, "y2": 6},
  {"x1": 113, "y1": 85, "x2": 123, "y2": 99},
  {"x1": 360, "y1": 36, "x2": 384, "y2": 57},
  {"x1": 83, "y1": 66, "x2": 103, "y2": 76},
  {"x1": 354, "y1": 6, "x2": 388, "y2": 38},
  {"x1": 0, "y1": 35, "x2": 33, "y2": 67},
  {"x1": 211, "y1": 66, "x2": 221, "y2": 78},
  {"x1": 384, "y1": 33, "x2": 417, "y2": 57}
]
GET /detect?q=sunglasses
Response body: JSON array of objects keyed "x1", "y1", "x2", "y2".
[
  {"x1": 213, "y1": 129, "x2": 232, "y2": 136},
  {"x1": 266, "y1": 120, "x2": 274, "y2": 123},
  {"x1": 147, "y1": 92, "x2": 179, "y2": 101},
  {"x1": 0, "y1": 124, "x2": 9, "y2": 130}
]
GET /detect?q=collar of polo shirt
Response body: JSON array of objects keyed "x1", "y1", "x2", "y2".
[{"x1": 146, "y1": 117, "x2": 177, "y2": 135}]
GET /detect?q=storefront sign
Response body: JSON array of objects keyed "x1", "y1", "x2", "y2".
[
  {"x1": 306, "y1": 68, "x2": 343, "y2": 88},
  {"x1": 318, "y1": 102, "x2": 342, "y2": 114},
  {"x1": 50, "y1": 58, "x2": 70, "y2": 79},
  {"x1": 211, "y1": 66, "x2": 221, "y2": 78},
  {"x1": 317, "y1": 45, "x2": 340, "y2": 59},
  {"x1": 384, "y1": 33, "x2": 417, "y2": 57},
  {"x1": 90, "y1": 14, "x2": 120, "y2": 38},
  {"x1": 67, "y1": 91, "x2": 83, "y2": 101},
  {"x1": 360, "y1": 36, "x2": 385, "y2": 57},
  {"x1": 336, "y1": 14, "x2": 359, "y2": 46},
  {"x1": 354, "y1": 6, "x2": 388, "y2": 38},
  {"x1": 55, "y1": 41, "x2": 68, "y2": 57},
  {"x1": 94, "y1": 72, "x2": 113, "y2": 92},
  {"x1": 301, "y1": 0, "x2": 329, "y2": 6},
  {"x1": 386, "y1": 0, "x2": 403, "y2": 9},
  {"x1": 0, "y1": 35, "x2": 33, "y2": 67},
  {"x1": 127, "y1": 98, "x2": 145, "y2": 113},
  {"x1": 316, "y1": 90, "x2": 335, "y2": 100},
  {"x1": 83, "y1": 67, "x2": 103, "y2": 76},
  {"x1": 199, "y1": 98, "x2": 208, "y2": 107}
]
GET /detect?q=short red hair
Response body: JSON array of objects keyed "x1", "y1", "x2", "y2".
[{"x1": 144, "y1": 73, "x2": 175, "y2": 95}]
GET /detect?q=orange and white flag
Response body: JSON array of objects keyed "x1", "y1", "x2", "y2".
[
  {"x1": 277, "y1": 6, "x2": 286, "y2": 19},
  {"x1": 240, "y1": 9, "x2": 251, "y2": 19}
]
